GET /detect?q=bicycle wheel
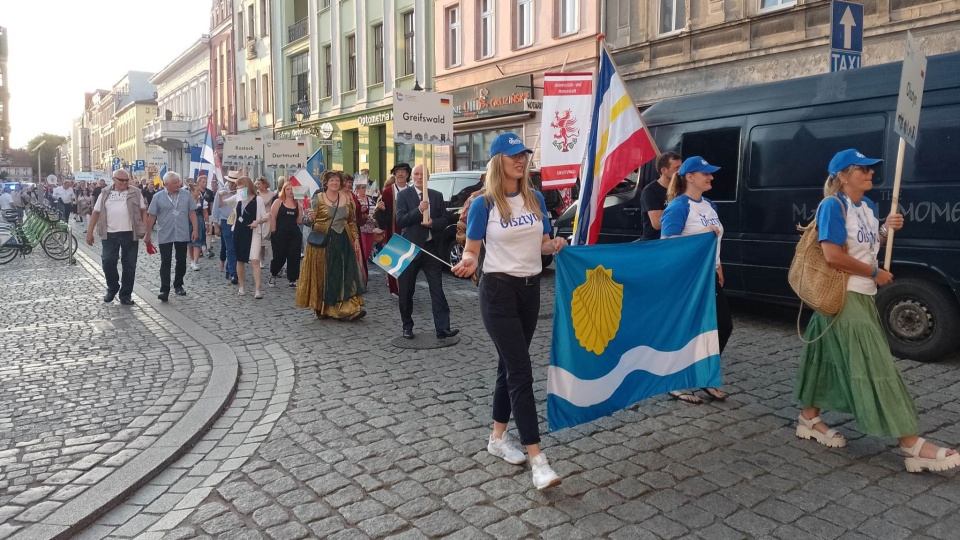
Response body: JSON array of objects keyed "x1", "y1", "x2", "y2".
[
  {"x1": 42, "y1": 230, "x2": 78, "y2": 260},
  {"x1": 0, "y1": 246, "x2": 18, "y2": 265}
]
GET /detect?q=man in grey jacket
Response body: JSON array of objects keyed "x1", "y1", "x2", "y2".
[{"x1": 85, "y1": 169, "x2": 148, "y2": 305}]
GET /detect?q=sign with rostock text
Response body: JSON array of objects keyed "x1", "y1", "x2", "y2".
[
  {"x1": 393, "y1": 91, "x2": 454, "y2": 146},
  {"x1": 894, "y1": 31, "x2": 927, "y2": 147},
  {"x1": 264, "y1": 141, "x2": 309, "y2": 170},
  {"x1": 222, "y1": 136, "x2": 265, "y2": 168},
  {"x1": 146, "y1": 150, "x2": 167, "y2": 168},
  {"x1": 540, "y1": 72, "x2": 593, "y2": 190}
]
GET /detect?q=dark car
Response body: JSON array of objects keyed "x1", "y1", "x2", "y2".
[{"x1": 555, "y1": 51, "x2": 960, "y2": 362}]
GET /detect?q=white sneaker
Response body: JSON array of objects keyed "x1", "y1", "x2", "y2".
[
  {"x1": 488, "y1": 435, "x2": 526, "y2": 465},
  {"x1": 530, "y1": 453, "x2": 562, "y2": 490},
  {"x1": 238, "y1": 288, "x2": 245, "y2": 296},
  {"x1": 268, "y1": 276, "x2": 277, "y2": 287},
  {"x1": 192, "y1": 263, "x2": 200, "y2": 271}
]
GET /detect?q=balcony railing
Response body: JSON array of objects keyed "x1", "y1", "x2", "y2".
[
  {"x1": 287, "y1": 18, "x2": 308, "y2": 44},
  {"x1": 290, "y1": 102, "x2": 311, "y2": 122}
]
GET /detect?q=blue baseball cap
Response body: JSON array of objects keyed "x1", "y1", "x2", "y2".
[
  {"x1": 678, "y1": 156, "x2": 720, "y2": 176},
  {"x1": 490, "y1": 133, "x2": 532, "y2": 158},
  {"x1": 828, "y1": 149, "x2": 883, "y2": 175}
]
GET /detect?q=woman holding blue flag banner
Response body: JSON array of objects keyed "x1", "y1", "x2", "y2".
[
  {"x1": 452, "y1": 133, "x2": 567, "y2": 490},
  {"x1": 296, "y1": 170, "x2": 366, "y2": 321},
  {"x1": 661, "y1": 156, "x2": 733, "y2": 404},
  {"x1": 793, "y1": 149, "x2": 959, "y2": 473}
]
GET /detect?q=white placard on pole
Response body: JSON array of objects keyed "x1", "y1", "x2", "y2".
[
  {"x1": 264, "y1": 140, "x2": 309, "y2": 170},
  {"x1": 222, "y1": 135, "x2": 265, "y2": 168},
  {"x1": 393, "y1": 91, "x2": 454, "y2": 146},
  {"x1": 885, "y1": 31, "x2": 928, "y2": 270},
  {"x1": 893, "y1": 31, "x2": 927, "y2": 148}
]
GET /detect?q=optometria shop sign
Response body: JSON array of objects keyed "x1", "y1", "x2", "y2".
[{"x1": 393, "y1": 91, "x2": 454, "y2": 146}]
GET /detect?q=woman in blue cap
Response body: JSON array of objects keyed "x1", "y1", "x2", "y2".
[
  {"x1": 452, "y1": 133, "x2": 567, "y2": 490},
  {"x1": 793, "y1": 149, "x2": 959, "y2": 472},
  {"x1": 660, "y1": 156, "x2": 732, "y2": 404}
]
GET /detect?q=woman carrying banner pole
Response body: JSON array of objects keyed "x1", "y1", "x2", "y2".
[
  {"x1": 793, "y1": 149, "x2": 959, "y2": 473},
  {"x1": 452, "y1": 133, "x2": 567, "y2": 490},
  {"x1": 660, "y1": 156, "x2": 733, "y2": 404}
]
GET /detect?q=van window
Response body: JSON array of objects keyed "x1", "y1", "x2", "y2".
[
  {"x1": 680, "y1": 128, "x2": 740, "y2": 201},
  {"x1": 748, "y1": 115, "x2": 886, "y2": 189},
  {"x1": 903, "y1": 105, "x2": 960, "y2": 184}
]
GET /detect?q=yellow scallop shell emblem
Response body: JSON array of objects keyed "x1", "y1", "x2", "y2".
[
  {"x1": 378, "y1": 254, "x2": 393, "y2": 266},
  {"x1": 571, "y1": 265, "x2": 623, "y2": 354}
]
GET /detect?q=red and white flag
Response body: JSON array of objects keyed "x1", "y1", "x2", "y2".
[{"x1": 539, "y1": 72, "x2": 593, "y2": 190}]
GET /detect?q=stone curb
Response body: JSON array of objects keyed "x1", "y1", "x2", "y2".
[{"x1": 11, "y1": 243, "x2": 240, "y2": 540}]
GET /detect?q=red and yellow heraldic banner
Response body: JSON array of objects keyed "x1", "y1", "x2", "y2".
[{"x1": 540, "y1": 73, "x2": 593, "y2": 190}]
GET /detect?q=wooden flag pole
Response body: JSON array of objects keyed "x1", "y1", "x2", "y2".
[
  {"x1": 883, "y1": 137, "x2": 907, "y2": 270},
  {"x1": 420, "y1": 145, "x2": 431, "y2": 226}
]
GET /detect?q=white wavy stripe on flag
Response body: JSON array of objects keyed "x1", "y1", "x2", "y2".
[
  {"x1": 388, "y1": 242, "x2": 419, "y2": 277},
  {"x1": 547, "y1": 330, "x2": 720, "y2": 407}
]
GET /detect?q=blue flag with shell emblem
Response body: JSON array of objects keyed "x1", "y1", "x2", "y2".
[{"x1": 547, "y1": 233, "x2": 721, "y2": 431}]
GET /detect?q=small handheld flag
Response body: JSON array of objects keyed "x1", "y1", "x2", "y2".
[{"x1": 373, "y1": 235, "x2": 421, "y2": 278}]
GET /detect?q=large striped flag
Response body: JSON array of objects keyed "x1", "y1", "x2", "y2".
[
  {"x1": 200, "y1": 116, "x2": 223, "y2": 186},
  {"x1": 548, "y1": 233, "x2": 721, "y2": 430},
  {"x1": 572, "y1": 43, "x2": 659, "y2": 245}
]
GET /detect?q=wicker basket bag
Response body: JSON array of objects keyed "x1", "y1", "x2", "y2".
[{"x1": 788, "y1": 196, "x2": 849, "y2": 318}]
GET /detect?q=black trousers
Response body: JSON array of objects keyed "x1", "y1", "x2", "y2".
[
  {"x1": 101, "y1": 231, "x2": 138, "y2": 299},
  {"x1": 270, "y1": 232, "x2": 302, "y2": 282},
  {"x1": 159, "y1": 241, "x2": 188, "y2": 293},
  {"x1": 398, "y1": 240, "x2": 450, "y2": 333},
  {"x1": 716, "y1": 274, "x2": 733, "y2": 354},
  {"x1": 479, "y1": 274, "x2": 541, "y2": 446}
]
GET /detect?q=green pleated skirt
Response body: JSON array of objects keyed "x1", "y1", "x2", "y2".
[{"x1": 794, "y1": 291, "x2": 919, "y2": 438}]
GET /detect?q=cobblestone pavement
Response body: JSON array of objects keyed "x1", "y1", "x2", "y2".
[
  {"x1": 0, "y1": 246, "x2": 210, "y2": 537},
  {"x1": 9, "y1": 223, "x2": 960, "y2": 539}
]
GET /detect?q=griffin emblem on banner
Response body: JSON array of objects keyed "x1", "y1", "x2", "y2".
[{"x1": 551, "y1": 109, "x2": 580, "y2": 153}]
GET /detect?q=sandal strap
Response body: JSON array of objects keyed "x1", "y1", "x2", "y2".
[
  {"x1": 903, "y1": 437, "x2": 926, "y2": 457},
  {"x1": 937, "y1": 447, "x2": 948, "y2": 461},
  {"x1": 798, "y1": 415, "x2": 822, "y2": 429},
  {"x1": 823, "y1": 428, "x2": 840, "y2": 439}
]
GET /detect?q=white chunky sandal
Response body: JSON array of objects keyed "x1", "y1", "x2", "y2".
[
  {"x1": 901, "y1": 437, "x2": 960, "y2": 473},
  {"x1": 796, "y1": 415, "x2": 846, "y2": 448}
]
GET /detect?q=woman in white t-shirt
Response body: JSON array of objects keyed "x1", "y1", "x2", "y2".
[
  {"x1": 661, "y1": 156, "x2": 733, "y2": 404},
  {"x1": 452, "y1": 133, "x2": 567, "y2": 491},
  {"x1": 793, "y1": 149, "x2": 959, "y2": 473}
]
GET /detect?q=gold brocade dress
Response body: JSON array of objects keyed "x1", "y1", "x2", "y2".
[{"x1": 295, "y1": 195, "x2": 366, "y2": 319}]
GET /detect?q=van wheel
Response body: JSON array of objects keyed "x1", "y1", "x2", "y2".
[
  {"x1": 876, "y1": 278, "x2": 960, "y2": 362},
  {"x1": 447, "y1": 241, "x2": 469, "y2": 279}
]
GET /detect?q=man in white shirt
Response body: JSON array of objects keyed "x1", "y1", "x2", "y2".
[
  {"x1": 0, "y1": 187, "x2": 13, "y2": 210},
  {"x1": 86, "y1": 170, "x2": 148, "y2": 305},
  {"x1": 52, "y1": 180, "x2": 77, "y2": 223}
]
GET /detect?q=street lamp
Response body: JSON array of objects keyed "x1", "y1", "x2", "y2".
[
  {"x1": 295, "y1": 107, "x2": 319, "y2": 137},
  {"x1": 31, "y1": 140, "x2": 47, "y2": 184}
]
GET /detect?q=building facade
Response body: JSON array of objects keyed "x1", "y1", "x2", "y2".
[
  {"x1": 0, "y1": 165, "x2": 33, "y2": 182},
  {"x1": 605, "y1": 0, "x2": 960, "y2": 106},
  {"x1": 212, "y1": 0, "x2": 238, "y2": 137},
  {"x1": 233, "y1": 0, "x2": 276, "y2": 177},
  {"x1": 71, "y1": 115, "x2": 91, "y2": 173},
  {"x1": 0, "y1": 26, "x2": 9, "y2": 157},
  {"x1": 115, "y1": 100, "x2": 158, "y2": 173},
  {"x1": 431, "y1": 0, "x2": 600, "y2": 171},
  {"x1": 272, "y1": 0, "x2": 434, "y2": 184},
  {"x1": 144, "y1": 36, "x2": 212, "y2": 178},
  {"x1": 91, "y1": 90, "x2": 114, "y2": 172}
]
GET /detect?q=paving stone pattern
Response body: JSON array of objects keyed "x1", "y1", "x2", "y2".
[
  {"x1": 12, "y1": 223, "x2": 960, "y2": 539},
  {"x1": 0, "y1": 249, "x2": 209, "y2": 537}
]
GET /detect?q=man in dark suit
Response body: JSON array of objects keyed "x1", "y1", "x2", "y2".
[{"x1": 396, "y1": 164, "x2": 459, "y2": 340}]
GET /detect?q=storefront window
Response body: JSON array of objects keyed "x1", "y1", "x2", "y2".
[
  {"x1": 395, "y1": 143, "x2": 416, "y2": 169},
  {"x1": 450, "y1": 128, "x2": 516, "y2": 170}
]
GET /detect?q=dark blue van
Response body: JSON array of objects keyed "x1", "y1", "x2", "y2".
[{"x1": 556, "y1": 51, "x2": 960, "y2": 362}]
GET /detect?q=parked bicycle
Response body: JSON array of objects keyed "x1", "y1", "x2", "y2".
[{"x1": 0, "y1": 203, "x2": 78, "y2": 264}]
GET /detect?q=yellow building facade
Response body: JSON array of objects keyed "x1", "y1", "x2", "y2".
[{"x1": 115, "y1": 100, "x2": 158, "y2": 170}]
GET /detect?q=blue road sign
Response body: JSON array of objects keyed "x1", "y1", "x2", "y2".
[
  {"x1": 831, "y1": 1, "x2": 863, "y2": 53},
  {"x1": 135, "y1": 160, "x2": 145, "y2": 171},
  {"x1": 112, "y1": 157, "x2": 120, "y2": 172},
  {"x1": 831, "y1": 51, "x2": 862, "y2": 71}
]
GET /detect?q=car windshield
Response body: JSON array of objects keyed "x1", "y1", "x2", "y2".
[{"x1": 427, "y1": 177, "x2": 458, "y2": 202}]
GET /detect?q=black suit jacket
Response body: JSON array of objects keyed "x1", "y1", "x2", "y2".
[{"x1": 395, "y1": 186, "x2": 456, "y2": 247}]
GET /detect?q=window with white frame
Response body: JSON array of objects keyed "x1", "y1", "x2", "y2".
[
  {"x1": 323, "y1": 45, "x2": 332, "y2": 97},
  {"x1": 290, "y1": 52, "x2": 310, "y2": 112},
  {"x1": 247, "y1": 4, "x2": 255, "y2": 38},
  {"x1": 447, "y1": 6, "x2": 461, "y2": 67},
  {"x1": 262, "y1": 74, "x2": 270, "y2": 113},
  {"x1": 479, "y1": 0, "x2": 495, "y2": 58},
  {"x1": 558, "y1": 0, "x2": 578, "y2": 36},
  {"x1": 660, "y1": 0, "x2": 685, "y2": 34},
  {"x1": 402, "y1": 12, "x2": 415, "y2": 76},
  {"x1": 517, "y1": 0, "x2": 534, "y2": 48},
  {"x1": 320, "y1": 0, "x2": 330, "y2": 9},
  {"x1": 618, "y1": 0, "x2": 629, "y2": 28},
  {"x1": 373, "y1": 23, "x2": 385, "y2": 84},
  {"x1": 250, "y1": 79, "x2": 258, "y2": 112},
  {"x1": 760, "y1": 0, "x2": 795, "y2": 9},
  {"x1": 346, "y1": 35, "x2": 357, "y2": 91},
  {"x1": 239, "y1": 82, "x2": 246, "y2": 118},
  {"x1": 260, "y1": 0, "x2": 268, "y2": 36}
]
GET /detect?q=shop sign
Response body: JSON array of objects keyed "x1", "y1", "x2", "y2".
[
  {"x1": 451, "y1": 74, "x2": 533, "y2": 123},
  {"x1": 275, "y1": 127, "x2": 315, "y2": 140},
  {"x1": 358, "y1": 110, "x2": 393, "y2": 126}
]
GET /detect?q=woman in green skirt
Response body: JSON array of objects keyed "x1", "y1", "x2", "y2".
[{"x1": 794, "y1": 149, "x2": 959, "y2": 473}]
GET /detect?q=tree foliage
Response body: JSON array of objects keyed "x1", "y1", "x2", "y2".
[{"x1": 24, "y1": 133, "x2": 67, "y2": 179}]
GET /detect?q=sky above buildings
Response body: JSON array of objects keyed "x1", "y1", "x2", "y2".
[{"x1": 4, "y1": 0, "x2": 211, "y2": 148}]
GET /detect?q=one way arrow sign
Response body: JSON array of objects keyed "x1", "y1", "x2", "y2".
[{"x1": 830, "y1": 0, "x2": 863, "y2": 72}]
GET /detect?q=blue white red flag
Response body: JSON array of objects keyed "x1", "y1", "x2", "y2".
[
  {"x1": 571, "y1": 44, "x2": 659, "y2": 245},
  {"x1": 200, "y1": 116, "x2": 223, "y2": 185},
  {"x1": 547, "y1": 233, "x2": 721, "y2": 430},
  {"x1": 188, "y1": 145, "x2": 203, "y2": 180}
]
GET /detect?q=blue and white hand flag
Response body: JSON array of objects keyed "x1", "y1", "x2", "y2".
[
  {"x1": 548, "y1": 233, "x2": 721, "y2": 431},
  {"x1": 373, "y1": 235, "x2": 421, "y2": 278}
]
